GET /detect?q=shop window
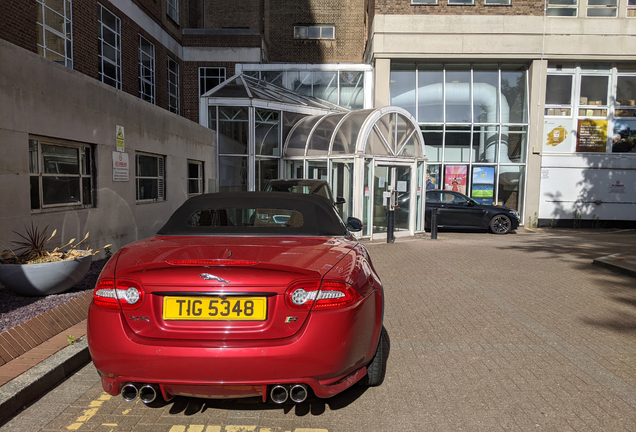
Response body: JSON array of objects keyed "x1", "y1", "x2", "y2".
[
  {"x1": 587, "y1": 0, "x2": 616, "y2": 16},
  {"x1": 187, "y1": 160, "x2": 203, "y2": 195},
  {"x1": 444, "y1": 126, "x2": 472, "y2": 163},
  {"x1": 37, "y1": 0, "x2": 73, "y2": 68},
  {"x1": 391, "y1": 63, "x2": 416, "y2": 118},
  {"x1": 29, "y1": 138, "x2": 94, "y2": 211},
  {"x1": 167, "y1": 0, "x2": 179, "y2": 23},
  {"x1": 616, "y1": 76, "x2": 636, "y2": 118},
  {"x1": 293, "y1": 25, "x2": 335, "y2": 40},
  {"x1": 255, "y1": 158, "x2": 279, "y2": 191},
  {"x1": 199, "y1": 67, "x2": 226, "y2": 96},
  {"x1": 136, "y1": 153, "x2": 165, "y2": 201},
  {"x1": 98, "y1": 5, "x2": 121, "y2": 89},
  {"x1": 578, "y1": 75, "x2": 608, "y2": 117},
  {"x1": 545, "y1": 75, "x2": 573, "y2": 116},
  {"x1": 418, "y1": 64, "x2": 444, "y2": 123},
  {"x1": 547, "y1": 0, "x2": 578, "y2": 16},
  {"x1": 445, "y1": 65, "x2": 471, "y2": 123},
  {"x1": 139, "y1": 36, "x2": 155, "y2": 104},
  {"x1": 168, "y1": 57, "x2": 179, "y2": 114}
]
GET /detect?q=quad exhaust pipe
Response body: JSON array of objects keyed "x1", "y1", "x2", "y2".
[
  {"x1": 121, "y1": 383, "x2": 158, "y2": 404},
  {"x1": 270, "y1": 384, "x2": 308, "y2": 404}
]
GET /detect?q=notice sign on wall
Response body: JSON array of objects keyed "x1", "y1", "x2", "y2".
[
  {"x1": 116, "y1": 125, "x2": 125, "y2": 152},
  {"x1": 576, "y1": 119, "x2": 607, "y2": 153},
  {"x1": 112, "y1": 151, "x2": 129, "y2": 181}
]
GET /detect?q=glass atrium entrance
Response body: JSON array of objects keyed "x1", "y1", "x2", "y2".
[{"x1": 201, "y1": 74, "x2": 427, "y2": 239}]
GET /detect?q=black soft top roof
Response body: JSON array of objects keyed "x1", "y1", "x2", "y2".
[{"x1": 157, "y1": 192, "x2": 347, "y2": 236}]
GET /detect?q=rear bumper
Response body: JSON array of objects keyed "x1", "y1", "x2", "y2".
[{"x1": 87, "y1": 291, "x2": 381, "y2": 400}]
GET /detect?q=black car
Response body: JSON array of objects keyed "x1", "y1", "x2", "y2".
[{"x1": 425, "y1": 190, "x2": 520, "y2": 234}]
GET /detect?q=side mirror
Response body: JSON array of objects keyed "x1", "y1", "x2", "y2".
[
  {"x1": 335, "y1": 197, "x2": 346, "y2": 205},
  {"x1": 346, "y1": 217, "x2": 363, "y2": 232}
]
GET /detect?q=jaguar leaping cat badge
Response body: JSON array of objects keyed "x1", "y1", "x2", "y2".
[{"x1": 199, "y1": 273, "x2": 230, "y2": 283}]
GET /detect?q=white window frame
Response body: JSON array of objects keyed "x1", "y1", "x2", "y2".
[
  {"x1": 199, "y1": 67, "x2": 226, "y2": 96},
  {"x1": 36, "y1": 0, "x2": 73, "y2": 68},
  {"x1": 547, "y1": 0, "x2": 579, "y2": 17},
  {"x1": 136, "y1": 152, "x2": 165, "y2": 202},
  {"x1": 412, "y1": 0, "x2": 438, "y2": 4},
  {"x1": 167, "y1": 0, "x2": 179, "y2": 23},
  {"x1": 168, "y1": 57, "x2": 180, "y2": 114},
  {"x1": 484, "y1": 0, "x2": 511, "y2": 5},
  {"x1": 29, "y1": 137, "x2": 94, "y2": 211},
  {"x1": 447, "y1": 0, "x2": 475, "y2": 5},
  {"x1": 187, "y1": 160, "x2": 204, "y2": 195},
  {"x1": 98, "y1": 5, "x2": 121, "y2": 89},
  {"x1": 139, "y1": 36, "x2": 156, "y2": 104},
  {"x1": 586, "y1": 0, "x2": 617, "y2": 17},
  {"x1": 293, "y1": 25, "x2": 336, "y2": 40}
]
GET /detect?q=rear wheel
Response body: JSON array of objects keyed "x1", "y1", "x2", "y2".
[
  {"x1": 489, "y1": 214, "x2": 512, "y2": 234},
  {"x1": 364, "y1": 327, "x2": 387, "y2": 386}
]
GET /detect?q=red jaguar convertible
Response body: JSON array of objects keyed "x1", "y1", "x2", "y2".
[{"x1": 87, "y1": 192, "x2": 385, "y2": 405}]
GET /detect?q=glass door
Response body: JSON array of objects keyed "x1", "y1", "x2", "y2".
[{"x1": 372, "y1": 165, "x2": 412, "y2": 236}]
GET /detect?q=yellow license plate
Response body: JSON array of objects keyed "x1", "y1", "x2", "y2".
[{"x1": 162, "y1": 296, "x2": 267, "y2": 321}]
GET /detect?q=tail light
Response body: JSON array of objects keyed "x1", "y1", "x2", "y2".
[
  {"x1": 93, "y1": 278, "x2": 145, "y2": 310},
  {"x1": 285, "y1": 280, "x2": 361, "y2": 311}
]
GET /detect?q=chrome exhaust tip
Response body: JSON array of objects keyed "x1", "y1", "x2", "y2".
[
  {"x1": 139, "y1": 384, "x2": 157, "y2": 404},
  {"x1": 289, "y1": 384, "x2": 308, "y2": 403},
  {"x1": 121, "y1": 383, "x2": 138, "y2": 402},
  {"x1": 270, "y1": 385, "x2": 289, "y2": 404}
]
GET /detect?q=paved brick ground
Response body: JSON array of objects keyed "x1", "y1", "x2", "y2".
[{"x1": 2, "y1": 229, "x2": 636, "y2": 432}]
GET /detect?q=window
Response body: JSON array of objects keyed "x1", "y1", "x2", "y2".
[
  {"x1": 168, "y1": 57, "x2": 180, "y2": 114},
  {"x1": 547, "y1": 0, "x2": 578, "y2": 16},
  {"x1": 98, "y1": 5, "x2": 121, "y2": 89},
  {"x1": 485, "y1": 0, "x2": 511, "y2": 4},
  {"x1": 29, "y1": 138, "x2": 93, "y2": 210},
  {"x1": 629, "y1": 0, "x2": 636, "y2": 17},
  {"x1": 412, "y1": 0, "x2": 438, "y2": 4},
  {"x1": 139, "y1": 36, "x2": 155, "y2": 103},
  {"x1": 188, "y1": 161, "x2": 203, "y2": 195},
  {"x1": 37, "y1": 0, "x2": 73, "y2": 68},
  {"x1": 136, "y1": 153, "x2": 165, "y2": 201},
  {"x1": 587, "y1": 0, "x2": 616, "y2": 16},
  {"x1": 167, "y1": 0, "x2": 179, "y2": 23},
  {"x1": 448, "y1": 0, "x2": 475, "y2": 4},
  {"x1": 293, "y1": 25, "x2": 335, "y2": 40},
  {"x1": 199, "y1": 67, "x2": 226, "y2": 96}
]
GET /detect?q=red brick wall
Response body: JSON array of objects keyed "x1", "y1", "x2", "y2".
[
  {"x1": 73, "y1": 1, "x2": 99, "y2": 79},
  {"x1": 0, "y1": 0, "x2": 37, "y2": 53},
  {"x1": 373, "y1": 0, "x2": 543, "y2": 16},
  {"x1": 204, "y1": 0, "x2": 264, "y2": 30},
  {"x1": 264, "y1": 0, "x2": 366, "y2": 63}
]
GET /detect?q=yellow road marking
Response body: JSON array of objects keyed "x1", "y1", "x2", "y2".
[
  {"x1": 66, "y1": 393, "x2": 113, "y2": 430},
  {"x1": 226, "y1": 427, "x2": 256, "y2": 432},
  {"x1": 187, "y1": 426, "x2": 205, "y2": 432},
  {"x1": 169, "y1": 427, "x2": 186, "y2": 432},
  {"x1": 102, "y1": 424, "x2": 118, "y2": 427}
]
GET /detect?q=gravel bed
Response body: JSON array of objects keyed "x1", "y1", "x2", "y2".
[{"x1": 0, "y1": 258, "x2": 106, "y2": 333}]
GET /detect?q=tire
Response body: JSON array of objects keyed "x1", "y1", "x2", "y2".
[
  {"x1": 364, "y1": 327, "x2": 387, "y2": 386},
  {"x1": 489, "y1": 214, "x2": 511, "y2": 234}
]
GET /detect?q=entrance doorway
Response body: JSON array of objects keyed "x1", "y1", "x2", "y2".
[{"x1": 373, "y1": 165, "x2": 412, "y2": 236}]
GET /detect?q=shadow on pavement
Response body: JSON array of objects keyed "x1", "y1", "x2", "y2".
[{"x1": 146, "y1": 327, "x2": 391, "y2": 416}]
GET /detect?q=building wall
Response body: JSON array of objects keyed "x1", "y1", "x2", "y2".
[
  {"x1": 204, "y1": 0, "x2": 264, "y2": 31},
  {"x1": 373, "y1": 0, "x2": 543, "y2": 16},
  {"x1": 0, "y1": 39, "x2": 216, "y2": 252},
  {"x1": 264, "y1": 0, "x2": 366, "y2": 63}
]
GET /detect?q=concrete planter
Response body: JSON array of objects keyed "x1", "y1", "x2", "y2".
[{"x1": 0, "y1": 253, "x2": 92, "y2": 297}]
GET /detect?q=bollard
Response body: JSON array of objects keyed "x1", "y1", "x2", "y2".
[
  {"x1": 387, "y1": 209, "x2": 395, "y2": 243},
  {"x1": 430, "y1": 208, "x2": 438, "y2": 240}
]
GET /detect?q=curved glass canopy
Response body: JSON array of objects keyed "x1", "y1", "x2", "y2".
[{"x1": 284, "y1": 107, "x2": 424, "y2": 158}]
